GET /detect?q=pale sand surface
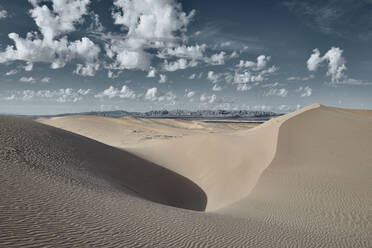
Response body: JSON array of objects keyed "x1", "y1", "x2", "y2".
[
  {"x1": 37, "y1": 116, "x2": 258, "y2": 148},
  {"x1": 1, "y1": 104, "x2": 371, "y2": 247}
]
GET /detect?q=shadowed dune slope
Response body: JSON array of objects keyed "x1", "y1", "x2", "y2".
[{"x1": 0, "y1": 116, "x2": 207, "y2": 211}]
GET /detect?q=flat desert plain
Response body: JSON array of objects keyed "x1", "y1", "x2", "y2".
[{"x1": 1, "y1": 104, "x2": 371, "y2": 247}]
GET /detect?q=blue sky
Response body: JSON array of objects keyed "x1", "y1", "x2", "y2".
[{"x1": 0, "y1": 0, "x2": 371, "y2": 115}]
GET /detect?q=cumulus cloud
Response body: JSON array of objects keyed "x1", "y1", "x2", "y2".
[
  {"x1": 200, "y1": 93, "x2": 216, "y2": 103},
  {"x1": 147, "y1": 67, "x2": 157, "y2": 78},
  {"x1": 5, "y1": 69, "x2": 18, "y2": 76},
  {"x1": 4, "y1": 88, "x2": 92, "y2": 102},
  {"x1": 158, "y1": 44, "x2": 206, "y2": 60},
  {"x1": 207, "y1": 71, "x2": 221, "y2": 84},
  {"x1": 0, "y1": 0, "x2": 101, "y2": 76},
  {"x1": 145, "y1": 87, "x2": 158, "y2": 101},
  {"x1": 104, "y1": 0, "x2": 195, "y2": 72},
  {"x1": 159, "y1": 74, "x2": 168, "y2": 83},
  {"x1": 29, "y1": 0, "x2": 90, "y2": 42},
  {"x1": 95, "y1": 85, "x2": 136, "y2": 99},
  {"x1": 232, "y1": 55, "x2": 278, "y2": 91},
  {"x1": 112, "y1": 0, "x2": 194, "y2": 42},
  {"x1": 307, "y1": 47, "x2": 346, "y2": 83},
  {"x1": 74, "y1": 62, "x2": 100, "y2": 77},
  {"x1": 237, "y1": 55, "x2": 271, "y2": 71},
  {"x1": 296, "y1": 86, "x2": 312, "y2": 97},
  {"x1": 0, "y1": 9, "x2": 8, "y2": 19},
  {"x1": 206, "y1": 51, "x2": 226, "y2": 65},
  {"x1": 287, "y1": 75, "x2": 314, "y2": 81},
  {"x1": 104, "y1": 42, "x2": 151, "y2": 71},
  {"x1": 236, "y1": 83, "x2": 251, "y2": 91},
  {"x1": 163, "y1": 58, "x2": 198, "y2": 71},
  {"x1": 158, "y1": 91, "x2": 176, "y2": 103},
  {"x1": 212, "y1": 84, "x2": 222, "y2": 91},
  {"x1": 41, "y1": 77, "x2": 51, "y2": 83},
  {"x1": 19, "y1": 77, "x2": 36, "y2": 83},
  {"x1": 263, "y1": 88, "x2": 288, "y2": 97},
  {"x1": 188, "y1": 73, "x2": 196, "y2": 80},
  {"x1": 186, "y1": 91, "x2": 195, "y2": 98},
  {"x1": 24, "y1": 62, "x2": 34, "y2": 71},
  {"x1": 230, "y1": 51, "x2": 239, "y2": 59},
  {"x1": 220, "y1": 41, "x2": 232, "y2": 47}
]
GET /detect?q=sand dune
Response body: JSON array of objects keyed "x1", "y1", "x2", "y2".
[{"x1": 1, "y1": 104, "x2": 372, "y2": 247}]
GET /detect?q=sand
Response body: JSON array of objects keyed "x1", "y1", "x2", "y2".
[
  {"x1": 37, "y1": 115, "x2": 258, "y2": 148},
  {"x1": 1, "y1": 104, "x2": 371, "y2": 247}
]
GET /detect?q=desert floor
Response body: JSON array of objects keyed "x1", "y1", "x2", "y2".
[{"x1": 1, "y1": 104, "x2": 371, "y2": 247}]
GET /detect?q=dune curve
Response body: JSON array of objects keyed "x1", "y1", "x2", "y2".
[{"x1": 128, "y1": 104, "x2": 320, "y2": 211}]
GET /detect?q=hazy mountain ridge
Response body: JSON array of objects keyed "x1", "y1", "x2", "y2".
[{"x1": 24, "y1": 109, "x2": 281, "y2": 120}]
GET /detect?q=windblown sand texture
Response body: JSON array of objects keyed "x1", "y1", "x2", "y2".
[{"x1": 1, "y1": 104, "x2": 371, "y2": 247}]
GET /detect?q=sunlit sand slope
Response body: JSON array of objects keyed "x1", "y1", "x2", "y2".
[
  {"x1": 37, "y1": 115, "x2": 258, "y2": 148},
  {"x1": 220, "y1": 105, "x2": 372, "y2": 246},
  {"x1": 129, "y1": 105, "x2": 318, "y2": 211}
]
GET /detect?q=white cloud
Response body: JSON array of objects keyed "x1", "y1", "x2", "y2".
[
  {"x1": 105, "y1": 0, "x2": 195, "y2": 72},
  {"x1": 261, "y1": 82, "x2": 279, "y2": 88},
  {"x1": 220, "y1": 41, "x2": 232, "y2": 47},
  {"x1": 158, "y1": 91, "x2": 176, "y2": 103},
  {"x1": 287, "y1": 75, "x2": 315, "y2": 81},
  {"x1": 237, "y1": 55, "x2": 270, "y2": 70},
  {"x1": 338, "y1": 78, "x2": 372, "y2": 86},
  {"x1": 232, "y1": 55, "x2": 277, "y2": 90},
  {"x1": 207, "y1": 51, "x2": 226, "y2": 65},
  {"x1": 145, "y1": 87, "x2": 158, "y2": 101},
  {"x1": 200, "y1": 93, "x2": 216, "y2": 103},
  {"x1": 5, "y1": 69, "x2": 18, "y2": 76},
  {"x1": 95, "y1": 85, "x2": 136, "y2": 99},
  {"x1": 159, "y1": 74, "x2": 168, "y2": 83},
  {"x1": 147, "y1": 67, "x2": 157, "y2": 78},
  {"x1": 0, "y1": 9, "x2": 8, "y2": 19},
  {"x1": 307, "y1": 47, "x2": 346, "y2": 83},
  {"x1": 104, "y1": 43, "x2": 151, "y2": 71},
  {"x1": 188, "y1": 73, "x2": 196, "y2": 80},
  {"x1": 24, "y1": 62, "x2": 33, "y2": 71},
  {"x1": 41, "y1": 77, "x2": 51, "y2": 83},
  {"x1": 4, "y1": 88, "x2": 92, "y2": 102},
  {"x1": 230, "y1": 51, "x2": 239, "y2": 59},
  {"x1": 236, "y1": 83, "x2": 251, "y2": 91},
  {"x1": 0, "y1": 1, "x2": 101, "y2": 75},
  {"x1": 212, "y1": 84, "x2": 222, "y2": 91},
  {"x1": 207, "y1": 71, "x2": 221, "y2": 84},
  {"x1": 74, "y1": 63, "x2": 100, "y2": 77},
  {"x1": 163, "y1": 58, "x2": 198, "y2": 71},
  {"x1": 307, "y1": 48, "x2": 324, "y2": 71},
  {"x1": 29, "y1": 0, "x2": 90, "y2": 42},
  {"x1": 158, "y1": 44, "x2": 206, "y2": 60},
  {"x1": 296, "y1": 86, "x2": 312, "y2": 97},
  {"x1": 19, "y1": 77, "x2": 36, "y2": 83},
  {"x1": 107, "y1": 70, "x2": 122, "y2": 79},
  {"x1": 112, "y1": 0, "x2": 194, "y2": 42},
  {"x1": 186, "y1": 91, "x2": 195, "y2": 98},
  {"x1": 264, "y1": 88, "x2": 288, "y2": 97}
]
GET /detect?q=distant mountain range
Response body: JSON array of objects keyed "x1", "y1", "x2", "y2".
[{"x1": 29, "y1": 109, "x2": 281, "y2": 121}]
